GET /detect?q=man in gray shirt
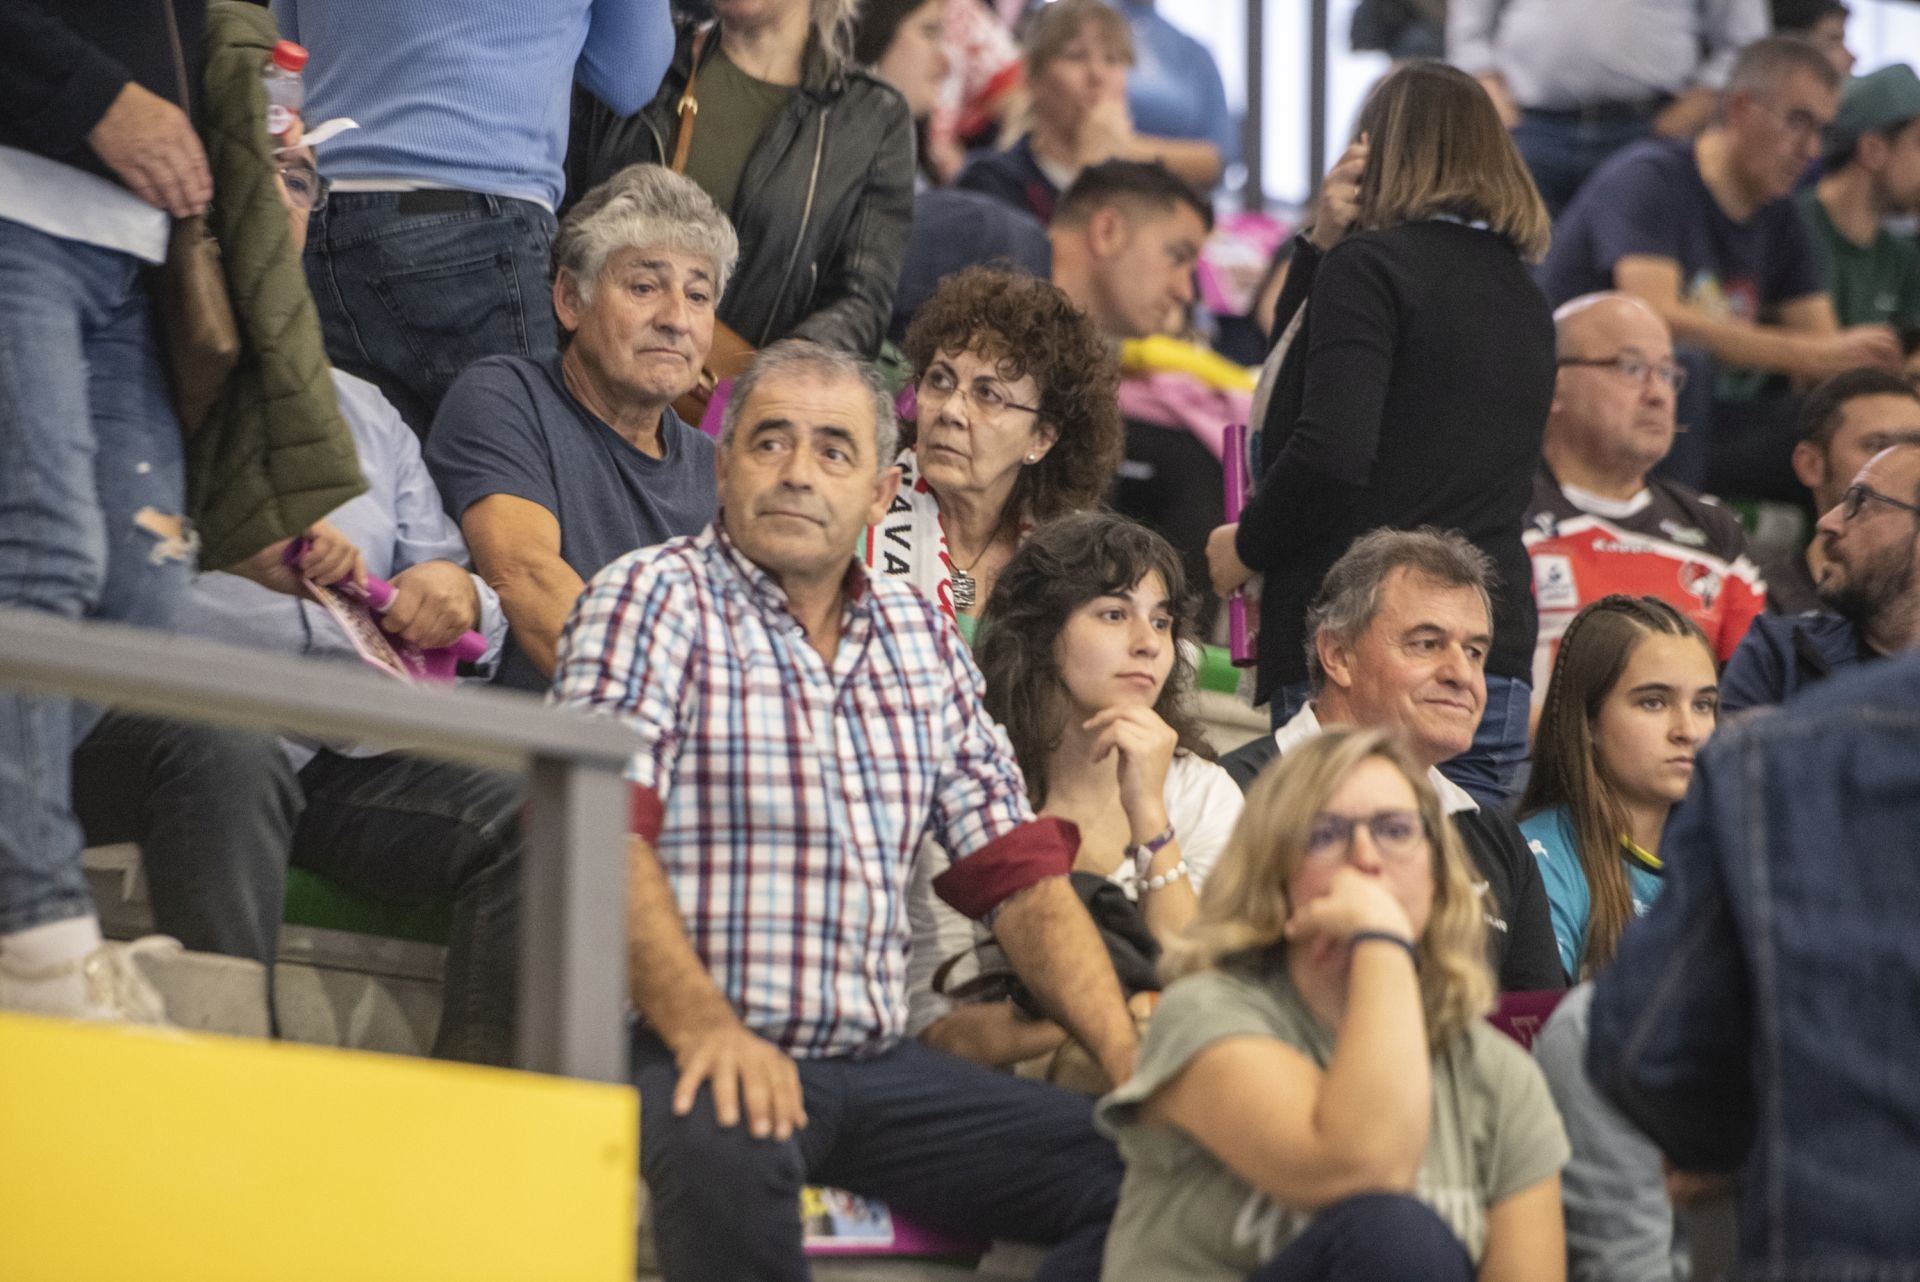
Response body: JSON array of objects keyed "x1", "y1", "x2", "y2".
[{"x1": 1449, "y1": 0, "x2": 1768, "y2": 214}]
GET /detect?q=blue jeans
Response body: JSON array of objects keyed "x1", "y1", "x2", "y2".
[
  {"x1": 1246, "y1": 1193, "x2": 1473, "y2": 1281},
  {"x1": 1512, "y1": 112, "x2": 1653, "y2": 218},
  {"x1": 301, "y1": 191, "x2": 559, "y2": 434},
  {"x1": 0, "y1": 219, "x2": 192, "y2": 935},
  {"x1": 71, "y1": 718, "x2": 526, "y2": 1064},
  {"x1": 1438, "y1": 673, "x2": 1530, "y2": 813},
  {"x1": 634, "y1": 1031, "x2": 1121, "y2": 1282}
]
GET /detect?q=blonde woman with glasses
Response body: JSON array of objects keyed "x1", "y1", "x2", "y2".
[{"x1": 1097, "y1": 728, "x2": 1569, "y2": 1282}]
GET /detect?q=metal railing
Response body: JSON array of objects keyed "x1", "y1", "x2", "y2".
[{"x1": 0, "y1": 607, "x2": 638, "y2": 1084}]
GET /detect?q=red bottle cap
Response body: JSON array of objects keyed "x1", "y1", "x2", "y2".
[{"x1": 271, "y1": 40, "x2": 309, "y2": 72}]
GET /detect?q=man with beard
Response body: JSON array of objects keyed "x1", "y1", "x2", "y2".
[{"x1": 1721, "y1": 442, "x2": 1920, "y2": 711}]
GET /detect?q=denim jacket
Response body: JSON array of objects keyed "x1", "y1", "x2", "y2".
[{"x1": 1588, "y1": 652, "x2": 1920, "y2": 1280}]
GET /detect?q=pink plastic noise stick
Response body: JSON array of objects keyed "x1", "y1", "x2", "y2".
[
  {"x1": 1223, "y1": 422, "x2": 1255, "y2": 667},
  {"x1": 284, "y1": 539, "x2": 488, "y2": 677}
]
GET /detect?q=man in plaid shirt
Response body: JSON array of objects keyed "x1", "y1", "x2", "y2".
[{"x1": 553, "y1": 340, "x2": 1136, "y2": 1281}]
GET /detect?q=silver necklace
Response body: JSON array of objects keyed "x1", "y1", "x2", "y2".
[{"x1": 949, "y1": 540, "x2": 993, "y2": 610}]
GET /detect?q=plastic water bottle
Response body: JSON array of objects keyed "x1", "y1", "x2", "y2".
[{"x1": 263, "y1": 39, "x2": 308, "y2": 141}]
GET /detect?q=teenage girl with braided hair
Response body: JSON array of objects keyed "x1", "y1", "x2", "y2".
[{"x1": 1519, "y1": 594, "x2": 1720, "y2": 981}]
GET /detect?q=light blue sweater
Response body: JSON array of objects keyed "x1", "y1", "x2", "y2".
[{"x1": 271, "y1": 0, "x2": 671, "y2": 210}]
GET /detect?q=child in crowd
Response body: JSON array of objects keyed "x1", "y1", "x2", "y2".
[
  {"x1": 906, "y1": 513, "x2": 1241, "y2": 1070},
  {"x1": 1519, "y1": 596, "x2": 1720, "y2": 980},
  {"x1": 1098, "y1": 727, "x2": 1568, "y2": 1282}
]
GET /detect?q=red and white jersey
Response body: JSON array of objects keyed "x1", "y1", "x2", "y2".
[{"x1": 1524, "y1": 470, "x2": 1767, "y2": 692}]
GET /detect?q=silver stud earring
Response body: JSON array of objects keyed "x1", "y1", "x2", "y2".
[{"x1": 1025, "y1": 454, "x2": 1038, "y2": 463}]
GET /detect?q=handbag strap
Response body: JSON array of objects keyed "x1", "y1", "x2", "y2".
[
  {"x1": 159, "y1": 0, "x2": 193, "y2": 116},
  {"x1": 670, "y1": 23, "x2": 716, "y2": 175}
]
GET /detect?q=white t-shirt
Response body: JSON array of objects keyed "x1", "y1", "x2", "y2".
[{"x1": 903, "y1": 752, "x2": 1245, "y2": 1036}]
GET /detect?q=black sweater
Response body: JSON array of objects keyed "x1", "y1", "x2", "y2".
[
  {"x1": 0, "y1": 1, "x2": 204, "y2": 187},
  {"x1": 1237, "y1": 222, "x2": 1555, "y2": 702}
]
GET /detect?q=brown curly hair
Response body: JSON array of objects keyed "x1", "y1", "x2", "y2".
[
  {"x1": 903, "y1": 267, "x2": 1124, "y2": 529},
  {"x1": 977, "y1": 512, "x2": 1215, "y2": 809}
]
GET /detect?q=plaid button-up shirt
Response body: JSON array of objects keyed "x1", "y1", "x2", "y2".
[{"x1": 553, "y1": 523, "x2": 1073, "y2": 1058}]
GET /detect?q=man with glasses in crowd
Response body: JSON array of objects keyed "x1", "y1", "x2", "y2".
[
  {"x1": 1759, "y1": 367, "x2": 1920, "y2": 613},
  {"x1": 1722, "y1": 441, "x2": 1920, "y2": 711},
  {"x1": 1524, "y1": 293, "x2": 1768, "y2": 699},
  {"x1": 1539, "y1": 37, "x2": 1903, "y2": 496}
]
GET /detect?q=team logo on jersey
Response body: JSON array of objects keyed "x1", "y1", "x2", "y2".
[
  {"x1": 1678, "y1": 560, "x2": 1722, "y2": 608},
  {"x1": 1533, "y1": 554, "x2": 1580, "y2": 609}
]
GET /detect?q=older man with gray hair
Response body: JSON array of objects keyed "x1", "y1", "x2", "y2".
[
  {"x1": 1221, "y1": 527, "x2": 1566, "y2": 992},
  {"x1": 427, "y1": 163, "x2": 738, "y2": 691}
]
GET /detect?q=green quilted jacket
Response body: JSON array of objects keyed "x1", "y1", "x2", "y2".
[{"x1": 189, "y1": 0, "x2": 364, "y2": 569}]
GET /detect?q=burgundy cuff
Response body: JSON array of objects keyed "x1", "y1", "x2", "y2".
[
  {"x1": 934, "y1": 817, "x2": 1079, "y2": 920},
  {"x1": 629, "y1": 784, "x2": 664, "y2": 845}
]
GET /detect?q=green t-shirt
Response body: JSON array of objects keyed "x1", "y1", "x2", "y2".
[
  {"x1": 1095, "y1": 956, "x2": 1569, "y2": 1282},
  {"x1": 1799, "y1": 190, "x2": 1920, "y2": 334},
  {"x1": 681, "y1": 51, "x2": 794, "y2": 220}
]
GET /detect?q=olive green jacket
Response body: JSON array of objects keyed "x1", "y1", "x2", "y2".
[{"x1": 188, "y1": 0, "x2": 363, "y2": 569}]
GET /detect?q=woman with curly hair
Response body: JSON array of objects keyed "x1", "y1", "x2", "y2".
[
  {"x1": 905, "y1": 514, "x2": 1242, "y2": 1070},
  {"x1": 1097, "y1": 727, "x2": 1570, "y2": 1282},
  {"x1": 865, "y1": 265, "x2": 1123, "y2": 639}
]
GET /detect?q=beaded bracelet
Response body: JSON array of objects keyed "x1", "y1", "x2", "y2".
[
  {"x1": 1349, "y1": 930, "x2": 1418, "y2": 962},
  {"x1": 1141, "y1": 861, "x2": 1190, "y2": 894}
]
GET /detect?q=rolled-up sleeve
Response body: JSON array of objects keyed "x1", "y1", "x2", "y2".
[{"x1": 922, "y1": 629, "x2": 1075, "y2": 919}]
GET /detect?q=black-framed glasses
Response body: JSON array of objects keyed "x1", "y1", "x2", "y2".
[
  {"x1": 1840, "y1": 482, "x2": 1920, "y2": 521},
  {"x1": 1557, "y1": 353, "x2": 1689, "y2": 393},
  {"x1": 275, "y1": 162, "x2": 330, "y2": 213},
  {"x1": 1305, "y1": 809, "x2": 1428, "y2": 864},
  {"x1": 919, "y1": 365, "x2": 1042, "y2": 417}
]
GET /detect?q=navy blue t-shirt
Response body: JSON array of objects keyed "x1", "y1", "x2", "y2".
[
  {"x1": 1539, "y1": 138, "x2": 1825, "y2": 328},
  {"x1": 427, "y1": 353, "x2": 717, "y2": 692}
]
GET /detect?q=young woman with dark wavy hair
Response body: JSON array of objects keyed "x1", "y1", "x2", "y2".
[{"x1": 904, "y1": 512, "x2": 1240, "y2": 1070}]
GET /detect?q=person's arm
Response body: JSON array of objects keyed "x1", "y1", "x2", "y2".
[
  {"x1": 576, "y1": 0, "x2": 673, "y2": 118},
  {"x1": 787, "y1": 88, "x2": 916, "y2": 358},
  {"x1": 1478, "y1": 1177, "x2": 1566, "y2": 1282},
  {"x1": 0, "y1": 3, "x2": 132, "y2": 154},
  {"x1": 989, "y1": 876, "x2": 1140, "y2": 1081},
  {"x1": 1128, "y1": 134, "x2": 1222, "y2": 188},
  {"x1": 460, "y1": 494, "x2": 587, "y2": 681},
  {"x1": 1614, "y1": 259, "x2": 1901, "y2": 379},
  {"x1": 1141, "y1": 870, "x2": 1430, "y2": 1208},
  {"x1": 1232, "y1": 239, "x2": 1397, "y2": 574},
  {"x1": 925, "y1": 628, "x2": 1138, "y2": 1083},
  {"x1": 627, "y1": 829, "x2": 806, "y2": 1139},
  {"x1": 921, "y1": 1001, "x2": 1071, "y2": 1067},
  {"x1": 1587, "y1": 742, "x2": 1755, "y2": 1173},
  {"x1": 1535, "y1": 987, "x2": 1680, "y2": 1282}
]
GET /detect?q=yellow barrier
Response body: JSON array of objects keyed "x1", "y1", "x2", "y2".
[{"x1": 0, "y1": 1013, "x2": 637, "y2": 1282}]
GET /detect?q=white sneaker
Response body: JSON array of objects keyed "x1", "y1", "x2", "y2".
[{"x1": 0, "y1": 935, "x2": 178, "y2": 1025}]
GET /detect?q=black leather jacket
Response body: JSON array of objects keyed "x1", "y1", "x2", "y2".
[{"x1": 566, "y1": 21, "x2": 915, "y2": 359}]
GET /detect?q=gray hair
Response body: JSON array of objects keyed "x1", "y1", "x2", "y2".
[
  {"x1": 721, "y1": 339, "x2": 899, "y2": 467},
  {"x1": 1723, "y1": 35, "x2": 1842, "y2": 106},
  {"x1": 1305, "y1": 528, "x2": 1497, "y2": 695},
  {"x1": 553, "y1": 164, "x2": 739, "y2": 303}
]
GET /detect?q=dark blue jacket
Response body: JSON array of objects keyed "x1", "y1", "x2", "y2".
[
  {"x1": 1589, "y1": 652, "x2": 1920, "y2": 1276},
  {"x1": 1719, "y1": 611, "x2": 1878, "y2": 714}
]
